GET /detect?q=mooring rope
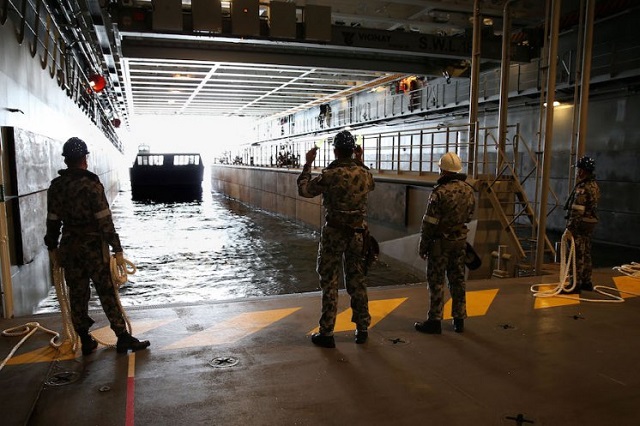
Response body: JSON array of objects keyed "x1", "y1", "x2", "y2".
[
  {"x1": 531, "y1": 230, "x2": 629, "y2": 303},
  {"x1": 1, "y1": 253, "x2": 137, "y2": 369}
]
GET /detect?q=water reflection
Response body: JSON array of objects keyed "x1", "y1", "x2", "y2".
[{"x1": 35, "y1": 187, "x2": 422, "y2": 313}]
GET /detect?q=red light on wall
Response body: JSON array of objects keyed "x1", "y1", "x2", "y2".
[
  {"x1": 112, "y1": 118, "x2": 121, "y2": 128},
  {"x1": 89, "y1": 74, "x2": 106, "y2": 92}
]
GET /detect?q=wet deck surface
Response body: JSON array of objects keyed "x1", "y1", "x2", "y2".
[{"x1": 2, "y1": 267, "x2": 640, "y2": 426}]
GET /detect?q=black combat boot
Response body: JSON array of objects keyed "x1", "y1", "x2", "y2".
[
  {"x1": 355, "y1": 329, "x2": 368, "y2": 344},
  {"x1": 414, "y1": 320, "x2": 442, "y2": 334},
  {"x1": 453, "y1": 318, "x2": 464, "y2": 333},
  {"x1": 116, "y1": 332, "x2": 150, "y2": 354},
  {"x1": 79, "y1": 331, "x2": 98, "y2": 356},
  {"x1": 311, "y1": 332, "x2": 335, "y2": 348},
  {"x1": 581, "y1": 282, "x2": 594, "y2": 291}
]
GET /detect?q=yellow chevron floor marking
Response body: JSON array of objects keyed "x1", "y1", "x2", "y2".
[
  {"x1": 163, "y1": 307, "x2": 301, "y2": 350},
  {"x1": 443, "y1": 289, "x2": 499, "y2": 320},
  {"x1": 6, "y1": 340, "x2": 77, "y2": 365},
  {"x1": 533, "y1": 284, "x2": 581, "y2": 309},
  {"x1": 612, "y1": 275, "x2": 640, "y2": 299},
  {"x1": 6, "y1": 319, "x2": 175, "y2": 365},
  {"x1": 309, "y1": 298, "x2": 408, "y2": 334}
]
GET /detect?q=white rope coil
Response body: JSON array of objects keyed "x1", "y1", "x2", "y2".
[
  {"x1": 0, "y1": 322, "x2": 64, "y2": 371},
  {"x1": 530, "y1": 229, "x2": 577, "y2": 298},
  {"x1": 1, "y1": 253, "x2": 137, "y2": 368},
  {"x1": 531, "y1": 230, "x2": 627, "y2": 303},
  {"x1": 110, "y1": 254, "x2": 137, "y2": 288},
  {"x1": 613, "y1": 262, "x2": 640, "y2": 279}
]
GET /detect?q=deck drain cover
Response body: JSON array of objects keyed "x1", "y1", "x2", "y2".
[
  {"x1": 45, "y1": 371, "x2": 81, "y2": 386},
  {"x1": 385, "y1": 337, "x2": 410, "y2": 346},
  {"x1": 209, "y1": 356, "x2": 239, "y2": 368}
]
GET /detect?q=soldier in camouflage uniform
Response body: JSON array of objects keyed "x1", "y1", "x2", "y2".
[
  {"x1": 415, "y1": 152, "x2": 475, "y2": 334},
  {"x1": 563, "y1": 155, "x2": 600, "y2": 293},
  {"x1": 44, "y1": 137, "x2": 150, "y2": 355},
  {"x1": 297, "y1": 130, "x2": 375, "y2": 348}
]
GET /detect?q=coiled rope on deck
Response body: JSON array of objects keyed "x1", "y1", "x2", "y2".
[
  {"x1": 613, "y1": 262, "x2": 640, "y2": 279},
  {"x1": 530, "y1": 230, "x2": 628, "y2": 302},
  {"x1": 0, "y1": 261, "x2": 76, "y2": 372},
  {"x1": 1, "y1": 253, "x2": 137, "y2": 368}
]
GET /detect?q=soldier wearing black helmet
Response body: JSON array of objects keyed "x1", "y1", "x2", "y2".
[
  {"x1": 563, "y1": 155, "x2": 600, "y2": 293},
  {"x1": 45, "y1": 137, "x2": 150, "y2": 355},
  {"x1": 297, "y1": 130, "x2": 375, "y2": 348}
]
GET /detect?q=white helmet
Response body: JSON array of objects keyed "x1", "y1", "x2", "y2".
[{"x1": 438, "y1": 152, "x2": 463, "y2": 173}]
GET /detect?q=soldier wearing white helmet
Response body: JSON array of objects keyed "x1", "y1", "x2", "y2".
[{"x1": 415, "y1": 151, "x2": 475, "y2": 334}]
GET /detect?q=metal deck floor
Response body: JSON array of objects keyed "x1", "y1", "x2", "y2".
[{"x1": 1, "y1": 268, "x2": 639, "y2": 426}]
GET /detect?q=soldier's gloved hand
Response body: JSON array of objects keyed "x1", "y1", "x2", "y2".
[
  {"x1": 354, "y1": 146, "x2": 363, "y2": 162},
  {"x1": 115, "y1": 252, "x2": 126, "y2": 266},
  {"x1": 305, "y1": 147, "x2": 318, "y2": 165}
]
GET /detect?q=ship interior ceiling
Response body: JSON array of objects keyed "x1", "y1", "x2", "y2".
[{"x1": 73, "y1": 0, "x2": 560, "y2": 126}]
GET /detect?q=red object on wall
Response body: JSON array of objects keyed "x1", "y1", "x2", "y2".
[
  {"x1": 89, "y1": 74, "x2": 106, "y2": 92},
  {"x1": 112, "y1": 118, "x2": 121, "y2": 128}
]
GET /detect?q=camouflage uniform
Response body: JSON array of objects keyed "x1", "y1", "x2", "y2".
[
  {"x1": 44, "y1": 168, "x2": 127, "y2": 336},
  {"x1": 565, "y1": 176, "x2": 600, "y2": 289},
  {"x1": 298, "y1": 157, "x2": 375, "y2": 335},
  {"x1": 419, "y1": 173, "x2": 475, "y2": 321}
]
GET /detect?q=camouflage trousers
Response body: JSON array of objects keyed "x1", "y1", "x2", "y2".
[
  {"x1": 572, "y1": 230, "x2": 594, "y2": 287},
  {"x1": 316, "y1": 226, "x2": 371, "y2": 335},
  {"x1": 426, "y1": 239, "x2": 467, "y2": 321},
  {"x1": 61, "y1": 238, "x2": 126, "y2": 336}
]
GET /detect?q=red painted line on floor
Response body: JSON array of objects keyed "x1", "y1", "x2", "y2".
[{"x1": 125, "y1": 353, "x2": 136, "y2": 426}]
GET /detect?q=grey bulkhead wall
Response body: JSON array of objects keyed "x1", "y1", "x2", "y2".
[{"x1": 0, "y1": 22, "x2": 122, "y2": 316}]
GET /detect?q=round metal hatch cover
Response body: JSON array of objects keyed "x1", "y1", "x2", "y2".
[{"x1": 209, "y1": 356, "x2": 239, "y2": 368}]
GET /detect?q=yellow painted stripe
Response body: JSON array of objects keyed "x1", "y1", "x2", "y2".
[
  {"x1": 6, "y1": 340, "x2": 77, "y2": 365},
  {"x1": 128, "y1": 352, "x2": 136, "y2": 377},
  {"x1": 309, "y1": 298, "x2": 408, "y2": 334},
  {"x1": 443, "y1": 289, "x2": 499, "y2": 320},
  {"x1": 91, "y1": 318, "x2": 176, "y2": 347},
  {"x1": 163, "y1": 307, "x2": 301, "y2": 350},
  {"x1": 6, "y1": 319, "x2": 175, "y2": 365},
  {"x1": 612, "y1": 275, "x2": 640, "y2": 299},
  {"x1": 533, "y1": 284, "x2": 581, "y2": 309}
]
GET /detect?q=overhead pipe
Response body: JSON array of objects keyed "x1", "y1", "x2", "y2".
[
  {"x1": 576, "y1": 0, "x2": 595, "y2": 159},
  {"x1": 568, "y1": 0, "x2": 587, "y2": 189},
  {"x1": 467, "y1": 0, "x2": 481, "y2": 177},
  {"x1": 496, "y1": 0, "x2": 519, "y2": 174},
  {"x1": 535, "y1": 0, "x2": 562, "y2": 274}
]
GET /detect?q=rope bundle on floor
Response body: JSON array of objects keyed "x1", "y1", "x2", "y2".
[{"x1": 1, "y1": 253, "x2": 137, "y2": 369}]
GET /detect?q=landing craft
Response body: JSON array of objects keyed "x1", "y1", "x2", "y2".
[{"x1": 129, "y1": 144, "x2": 204, "y2": 202}]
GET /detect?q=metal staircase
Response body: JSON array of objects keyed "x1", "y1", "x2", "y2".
[{"x1": 479, "y1": 129, "x2": 557, "y2": 275}]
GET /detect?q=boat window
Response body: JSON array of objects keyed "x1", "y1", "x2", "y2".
[
  {"x1": 137, "y1": 155, "x2": 164, "y2": 166},
  {"x1": 174, "y1": 155, "x2": 200, "y2": 166}
]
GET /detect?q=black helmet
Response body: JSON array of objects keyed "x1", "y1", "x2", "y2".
[
  {"x1": 62, "y1": 137, "x2": 89, "y2": 158},
  {"x1": 576, "y1": 155, "x2": 595, "y2": 173},
  {"x1": 332, "y1": 130, "x2": 356, "y2": 151}
]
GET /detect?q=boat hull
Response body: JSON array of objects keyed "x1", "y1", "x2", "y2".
[{"x1": 130, "y1": 152, "x2": 204, "y2": 202}]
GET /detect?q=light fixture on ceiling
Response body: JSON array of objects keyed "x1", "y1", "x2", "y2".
[{"x1": 543, "y1": 101, "x2": 561, "y2": 107}]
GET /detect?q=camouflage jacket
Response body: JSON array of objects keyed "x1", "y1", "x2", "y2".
[
  {"x1": 564, "y1": 176, "x2": 600, "y2": 232},
  {"x1": 297, "y1": 158, "x2": 375, "y2": 228},
  {"x1": 44, "y1": 168, "x2": 122, "y2": 252},
  {"x1": 419, "y1": 173, "x2": 475, "y2": 254}
]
